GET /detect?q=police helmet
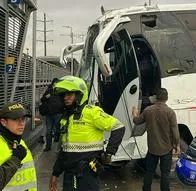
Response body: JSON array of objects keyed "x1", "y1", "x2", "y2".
[
  {"x1": 176, "y1": 153, "x2": 196, "y2": 187},
  {"x1": 54, "y1": 76, "x2": 88, "y2": 106}
]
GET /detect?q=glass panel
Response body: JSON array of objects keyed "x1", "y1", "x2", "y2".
[
  {"x1": 99, "y1": 29, "x2": 138, "y2": 114},
  {"x1": 105, "y1": 29, "x2": 138, "y2": 84},
  {"x1": 79, "y1": 24, "x2": 99, "y2": 88},
  {"x1": 142, "y1": 12, "x2": 196, "y2": 77}
]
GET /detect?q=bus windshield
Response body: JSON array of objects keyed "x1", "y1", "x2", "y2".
[
  {"x1": 142, "y1": 12, "x2": 196, "y2": 77},
  {"x1": 79, "y1": 24, "x2": 99, "y2": 87}
]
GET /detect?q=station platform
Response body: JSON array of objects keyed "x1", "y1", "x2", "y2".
[{"x1": 32, "y1": 141, "x2": 195, "y2": 191}]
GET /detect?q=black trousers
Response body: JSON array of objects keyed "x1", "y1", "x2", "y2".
[
  {"x1": 63, "y1": 161, "x2": 100, "y2": 191},
  {"x1": 45, "y1": 114, "x2": 61, "y2": 148},
  {"x1": 143, "y1": 150, "x2": 172, "y2": 191}
]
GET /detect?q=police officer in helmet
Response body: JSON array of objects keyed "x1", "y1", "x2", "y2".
[{"x1": 49, "y1": 76, "x2": 125, "y2": 191}]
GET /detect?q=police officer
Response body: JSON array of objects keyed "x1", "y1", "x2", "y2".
[
  {"x1": 49, "y1": 76, "x2": 125, "y2": 191},
  {"x1": 0, "y1": 102, "x2": 37, "y2": 191}
]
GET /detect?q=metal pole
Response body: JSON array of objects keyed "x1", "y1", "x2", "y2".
[
  {"x1": 10, "y1": 9, "x2": 30, "y2": 102},
  {"x1": 70, "y1": 27, "x2": 74, "y2": 75},
  {"x1": 32, "y1": 0, "x2": 37, "y2": 130},
  {"x1": 149, "y1": 0, "x2": 151, "y2": 5},
  {"x1": 44, "y1": 13, "x2": 47, "y2": 56},
  {"x1": 4, "y1": 2, "x2": 9, "y2": 104},
  {"x1": 62, "y1": 25, "x2": 74, "y2": 75}
]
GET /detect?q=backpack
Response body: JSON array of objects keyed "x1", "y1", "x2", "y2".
[{"x1": 39, "y1": 79, "x2": 64, "y2": 116}]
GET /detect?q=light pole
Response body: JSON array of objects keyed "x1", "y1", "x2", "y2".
[
  {"x1": 63, "y1": 26, "x2": 74, "y2": 75},
  {"x1": 37, "y1": 13, "x2": 53, "y2": 56},
  {"x1": 32, "y1": 0, "x2": 37, "y2": 130}
]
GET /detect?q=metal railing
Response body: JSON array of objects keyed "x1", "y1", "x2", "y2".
[{"x1": 0, "y1": 0, "x2": 69, "y2": 113}]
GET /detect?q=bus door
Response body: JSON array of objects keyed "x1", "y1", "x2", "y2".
[{"x1": 94, "y1": 26, "x2": 142, "y2": 140}]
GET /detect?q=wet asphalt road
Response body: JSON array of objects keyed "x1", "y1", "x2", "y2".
[{"x1": 32, "y1": 142, "x2": 195, "y2": 191}]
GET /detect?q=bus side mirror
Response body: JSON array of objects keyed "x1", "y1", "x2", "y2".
[
  {"x1": 60, "y1": 43, "x2": 84, "y2": 68},
  {"x1": 93, "y1": 15, "x2": 131, "y2": 76}
]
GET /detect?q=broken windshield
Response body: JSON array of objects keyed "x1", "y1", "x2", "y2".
[
  {"x1": 142, "y1": 12, "x2": 196, "y2": 77},
  {"x1": 79, "y1": 24, "x2": 99, "y2": 87}
]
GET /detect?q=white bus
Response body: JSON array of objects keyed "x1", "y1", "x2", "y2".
[{"x1": 61, "y1": 4, "x2": 196, "y2": 163}]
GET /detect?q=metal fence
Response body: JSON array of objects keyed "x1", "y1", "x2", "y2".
[
  {"x1": 0, "y1": 1, "x2": 69, "y2": 112},
  {"x1": 14, "y1": 53, "x2": 69, "y2": 112},
  {"x1": 0, "y1": 6, "x2": 6, "y2": 109},
  {"x1": 0, "y1": 0, "x2": 71, "y2": 146},
  {"x1": 0, "y1": 0, "x2": 35, "y2": 108}
]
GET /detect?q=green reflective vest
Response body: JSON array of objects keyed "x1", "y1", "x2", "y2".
[
  {"x1": 60, "y1": 105, "x2": 122, "y2": 152},
  {"x1": 0, "y1": 135, "x2": 37, "y2": 191}
]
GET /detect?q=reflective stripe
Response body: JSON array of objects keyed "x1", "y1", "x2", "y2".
[
  {"x1": 3, "y1": 181, "x2": 37, "y2": 191},
  {"x1": 17, "y1": 161, "x2": 35, "y2": 172},
  {"x1": 112, "y1": 120, "x2": 124, "y2": 131},
  {"x1": 62, "y1": 142, "x2": 104, "y2": 152},
  {"x1": 4, "y1": 168, "x2": 36, "y2": 189}
]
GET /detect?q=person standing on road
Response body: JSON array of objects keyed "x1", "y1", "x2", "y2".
[
  {"x1": 132, "y1": 88, "x2": 180, "y2": 191},
  {"x1": 49, "y1": 76, "x2": 125, "y2": 191},
  {"x1": 0, "y1": 102, "x2": 37, "y2": 191},
  {"x1": 40, "y1": 78, "x2": 62, "y2": 152},
  {"x1": 44, "y1": 113, "x2": 61, "y2": 152}
]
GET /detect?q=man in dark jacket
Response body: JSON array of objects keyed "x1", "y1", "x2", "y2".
[
  {"x1": 40, "y1": 78, "x2": 62, "y2": 151},
  {"x1": 49, "y1": 76, "x2": 125, "y2": 191},
  {"x1": 132, "y1": 88, "x2": 180, "y2": 191}
]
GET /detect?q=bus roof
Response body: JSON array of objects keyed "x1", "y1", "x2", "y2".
[{"x1": 96, "y1": 4, "x2": 196, "y2": 23}]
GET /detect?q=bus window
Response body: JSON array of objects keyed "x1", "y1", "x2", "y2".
[{"x1": 142, "y1": 12, "x2": 196, "y2": 77}]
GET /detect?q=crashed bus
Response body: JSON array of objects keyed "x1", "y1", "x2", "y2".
[{"x1": 60, "y1": 3, "x2": 196, "y2": 165}]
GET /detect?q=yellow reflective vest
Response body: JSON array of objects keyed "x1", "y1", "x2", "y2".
[
  {"x1": 60, "y1": 105, "x2": 124, "y2": 152},
  {"x1": 0, "y1": 135, "x2": 37, "y2": 191}
]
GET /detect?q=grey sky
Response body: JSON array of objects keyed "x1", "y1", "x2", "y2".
[{"x1": 24, "y1": 0, "x2": 196, "y2": 57}]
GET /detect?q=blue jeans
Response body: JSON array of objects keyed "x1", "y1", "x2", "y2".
[
  {"x1": 143, "y1": 150, "x2": 172, "y2": 191},
  {"x1": 45, "y1": 114, "x2": 61, "y2": 148}
]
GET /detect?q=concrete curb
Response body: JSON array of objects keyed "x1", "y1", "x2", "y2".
[{"x1": 23, "y1": 123, "x2": 45, "y2": 149}]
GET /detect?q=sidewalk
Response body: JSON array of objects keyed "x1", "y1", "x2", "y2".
[{"x1": 33, "y1": 143, "x2": 63, "y2": 191}]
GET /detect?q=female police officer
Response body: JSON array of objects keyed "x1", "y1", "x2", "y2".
[
  {"x1": 49, "y1": 76, "x2": 125, "y2": 191},
  {"x1": 0, "y1": 102, "x2": 37, "y2": 191}
]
